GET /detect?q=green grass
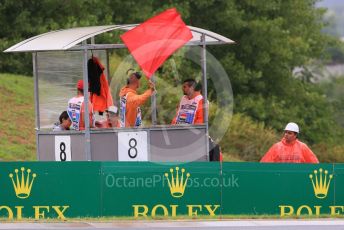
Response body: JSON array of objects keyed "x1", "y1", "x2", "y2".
[{"x1": 0, "y1": 73, "x2": 36, "y2": 161}]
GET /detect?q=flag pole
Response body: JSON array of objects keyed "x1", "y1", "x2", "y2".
[{"x1": 150, "y1": 75, "x2": 157, "y2": 126}]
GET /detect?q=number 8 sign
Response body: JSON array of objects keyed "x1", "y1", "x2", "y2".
[
  {"x1": 118, "y1": 131, "x2": 148, "y2": 161},
  {"x1": 54, "y1": 136, "x2": 72, "y2": 161}
]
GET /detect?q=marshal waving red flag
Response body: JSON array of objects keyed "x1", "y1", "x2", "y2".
[{"x1": 120, "y1": 8, "x2": 193, "y2": 78}]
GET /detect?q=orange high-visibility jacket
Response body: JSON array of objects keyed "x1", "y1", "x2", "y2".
[
  {"x1": 171, "y1": 94, "x2": 204, "y2": 125},
  {"x1": 260, "y1": 138, "x2": 319, "y2": 163},
  {"x1": 119, "y1": 86, "x2": 153, "y2": 127},
  {"x1": 68, "y1": 95, "x2": 94, "y2": 131}
]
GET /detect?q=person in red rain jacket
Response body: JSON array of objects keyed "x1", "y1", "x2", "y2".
[{"x1": 260, "y1": 122, "x2": 319, "y2": 163}]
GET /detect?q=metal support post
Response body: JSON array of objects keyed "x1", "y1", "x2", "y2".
[
  {"x1": 201, "y1": 34, "x2": 210, "y2": 161},
  {"x1": 32, "y1": 52, "x2": 40, "y2": 160},
  {"x1": 82, "y1": 43, "x2": 92, "y2": 160}
]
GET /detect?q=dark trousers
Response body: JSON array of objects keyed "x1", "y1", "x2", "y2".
[{"x1": 209, "y1": 137, "x2": 221, "y2": 161}]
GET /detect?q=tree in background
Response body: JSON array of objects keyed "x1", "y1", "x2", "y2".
[
  {"x1": 1, "y1": 0, "x2": 343, "y2": 160},
  {"x1": 183, "y1": 0, "x2": 342, "y2": 145},
  {"x1": 0, "y1": 0, "x2": 154, "y2": 74}
]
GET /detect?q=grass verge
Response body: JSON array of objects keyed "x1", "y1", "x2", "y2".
[{"x1": 0, "y1": 73, "x2": 36, "y2": 161}]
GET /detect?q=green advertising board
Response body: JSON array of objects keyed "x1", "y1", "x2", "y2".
[
  {"x1": 222, "y1": 163, "x2": 335, "y2": 216},
  {"x1": 0, "y1": 162, "x2": 340, "y2": 219},
  {"x1": 0, "y1": 162, "x2": 102, "y2": 219},
  {"x1": 102, "y1": 162, "x2": 222, "y2": 217}
]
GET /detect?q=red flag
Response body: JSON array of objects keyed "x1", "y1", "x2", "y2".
[{"x1": 121, "y1": 8, "x2": 193, "y2": 78}]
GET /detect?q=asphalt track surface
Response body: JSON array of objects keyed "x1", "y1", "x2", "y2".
[{"x1": 0, "y1": 219, "x2": 344, "y2": 230}]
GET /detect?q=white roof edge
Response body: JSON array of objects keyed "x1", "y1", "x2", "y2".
[
  {"x1": 188, "y1": 26, "x2": 235, "y2": 44},
  {"x1": 5, "y1": 29, "x2": 64, "y2": 52},
  {"x1": 4, "y1": 24, "x2": 234, "y2": 53},
  {"x1": 61, "y1": 24, "x2": 137, "y2": 50}
]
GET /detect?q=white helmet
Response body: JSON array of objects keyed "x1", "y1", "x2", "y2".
[
  {"x1": 284, "y1": 122, "x2": 299, "y2": 133},
  {"x1": 107, "y1": 105, "x2": 118, "y2": 114}
]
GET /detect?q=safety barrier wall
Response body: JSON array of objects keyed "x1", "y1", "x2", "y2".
[{"x1": 0, "y1": 162, "x2": 341, "y2": 219}]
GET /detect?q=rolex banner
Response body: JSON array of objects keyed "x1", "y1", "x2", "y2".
[{"x1": 0, "y1": 162, "x2": 342, "y2": 219}]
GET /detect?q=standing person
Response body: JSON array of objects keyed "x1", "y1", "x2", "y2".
[
  {"x1": 260, "y1": 122, "x2": 319, "y2": 163},
  {"x1": 171, "y1": 79, "x2": 222, "y2": 161},
  {"x1": 67, "y1": 80, "x2": 94, "y2": 131},
  {"x1": 53, "y1": 111, "x2": 72, "y2": 131},
  {"x1": 172, "y1": 79, "x2": 204, "y2": 125},
  {"x1": 119, "y1": 69, "x2": 155, "y2": 127}
]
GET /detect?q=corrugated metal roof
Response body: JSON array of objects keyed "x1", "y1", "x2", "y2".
[{"x1": 4, "y1": 24, "x2": 234, "y2": 52}]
